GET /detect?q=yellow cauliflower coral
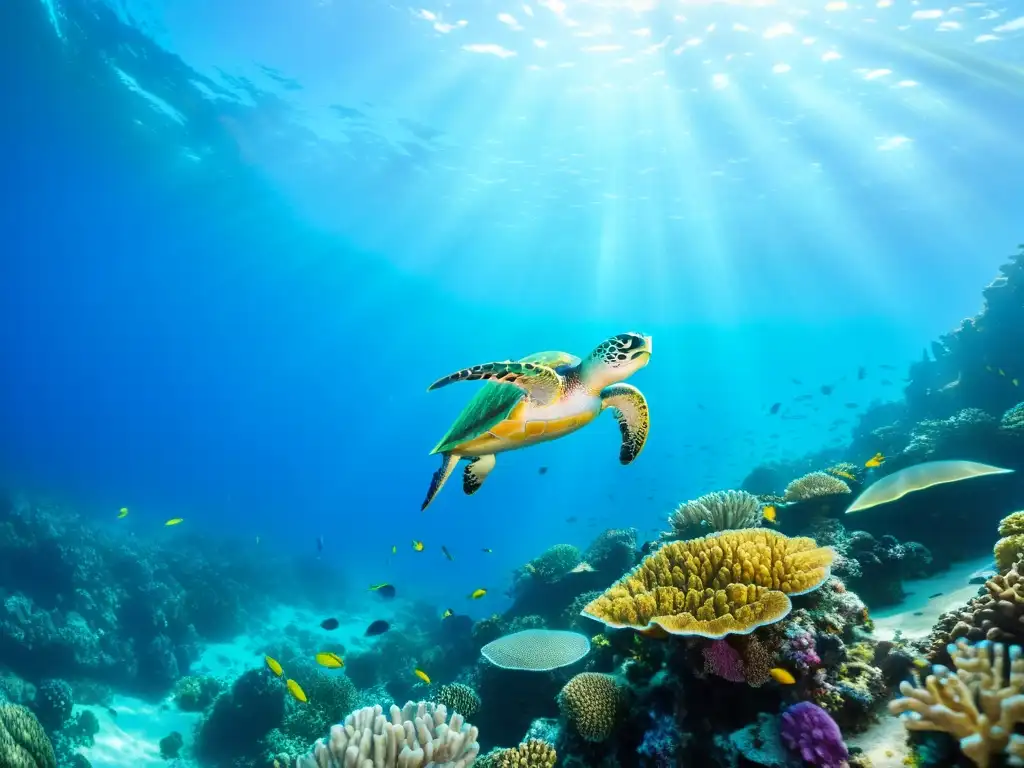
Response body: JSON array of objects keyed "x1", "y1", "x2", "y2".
[
  {"x1": 581, "y1": 529, "x2": 834, "y2": 639},
  {"x1": 995, "y1": 512, "x2": 1024, "y2": 572},
  {"x1": 557, "y1": 673, "x2": 623, "y2": 742},
  {"x1": 0, "y1": 705, "x2": 56, "y2": 768},
  {"x1": 481, "y1": 739, "x2": 557, "y2": 768}
]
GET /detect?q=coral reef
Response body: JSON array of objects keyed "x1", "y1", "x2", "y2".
[
  {"x1": 995, "y1": 510, "x2": 1024, "y2": 573},
  {"x1": 665, "y1": 490, "x2": 763, "y2": 540},
  {"x1": 480, "y1": 630, "x2": 590, "y2": 671},
  {"x1": 476, "y1": 739, "x2": 556, "y2": 768},
  {"x1": 296, "y1": 701, "x2": 479, "y2": 768},
  {"x1": 437, "y1": 683, "x2": 481, "y2": 720},
  {"x1": 582, "y1": 528, "x2": 637, "y2": 575},
  {"x1": 891, "y1": 638, "x2": 1024, "y2": 767},
  {"x1": 0, "y1": 704, "x2": 56, "y2": 768},
  {"x1": 779, "y1": 701, "x2": 848, "y2": 767},
  {"x1": 582, "y1": 529, "x2": 834, "y2": 638},
  {"x1": 783, "y1": 471, "x2": 851, "y2": 503}
]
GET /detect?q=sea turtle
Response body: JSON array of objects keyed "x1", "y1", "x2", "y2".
[{"x1": 420, "y1": 332, "x2": 653, "y2": 511}]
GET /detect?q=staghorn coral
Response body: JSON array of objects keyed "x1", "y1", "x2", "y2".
[
  {"x1": 783, "y1": 472, "x2": 851, "y2": 503},
  {"x1": 476, "y1": 740, "x2": 556, "y2": 768},
  {"x1": 436, "y1": 684, "x2": 481, "y2": 720},
  {"x1": 297, "y1": 701, "x2": 479, "y2": 768},
  {"x1": 581, "y1": 529, "x2": 834, "y2": 639},
  {"x1": 0, "y1": 704, "x2": 56, "y2": 768},
  {"x1": 890, "y1": 638, "x2": 1024, "y2": 768},
  {"x1": 666, "y1": 490, "x2": 762, "y2": 540},
  {"x1": 556, "y1": 672, "x2": 623, "y2": 743}
]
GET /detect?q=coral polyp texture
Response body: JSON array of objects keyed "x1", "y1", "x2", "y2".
[
  {"x1": 666, "y1": 490, "x2": 762, "y2": 539},
  {"x1": 476, "y1": 740, "x2": 556, "y2": 768},
  {"x1": 782, "y1": 471, "x2": 851, "y2": 503},
  {"x1": 480, "y1": 629, "x2": 590, "y2": 671},
  {"x1": 296, "y1": 701, "x2": 479, "y2": 768},
  {"x1": 995, "y1": 511, "x2": 1024, "y2": 572},
  {"x1": 436, "y1": 683, "x2": 481, "y2": 720},
  {"x1": 581, "y1": 529, "x2": 834, "y2": 639},
  {"x1": 556, "y1": 672, "x2": 624, "y2": 743},
  {"x1": 890, "y1": 638, "x2": 1024, "y2": 768},
  {"x1": 0, "y1": 704, "x2": 56, "y2": 768}
]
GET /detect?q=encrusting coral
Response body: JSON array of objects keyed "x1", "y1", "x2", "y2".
[
  {"x1": 581, "y1": 529, "x2": 834, "y2": 639},
  {"x1": 475, "y1": 740, "x2": 556, "y2": 768},
  {"x1": 556, "y1": 672, "x2": 623, "y2": 743},
  {"x1": 783, "y1": 471, "x2": 851, "y2": 503},
  {"x1": 296, "y1": 701, "x2": 479, "y2": 768},
  {"x1": 666, "y1": 490, "x2": 763, "y2": 540},
  {"x1": 0, "y1": 704, "x2": 57, "y2": 768},
  {"x1": 889, "y1": 638, "x2": 1024, "y2": 768}
]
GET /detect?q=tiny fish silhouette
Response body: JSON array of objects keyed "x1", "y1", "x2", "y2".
[
  {"x1": 769, "y1": 402, "x2": 781, "y2": 415},
  {"x1": 538, "y1": 466, "x2": 548, "y2": 475},
  {"x1": 858, "y1": 366, "x2": 866, "y2": 380},
  {"x1": 365, "y1": 620, "x2": 390, "y2": 636},
  {"x1": 820, "y1": 385, "x2": 834, "y2": 395},
  {"x1": 320, "y1": 617, "x2": 340, "y2": 630}
]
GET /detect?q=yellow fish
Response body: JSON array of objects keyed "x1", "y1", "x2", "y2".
[
  {"x1": 913, "y1": 657, "x2": 929, "y2": 670},
  {"x1": 286, "y1": 679, "x2": 307, "y2": 703},
  {"x1": 413, "y1": 668, "x2": 431, "y2": 684},
  {"x1": 391, "y1": 545, "x2": 397, "y2": 555},
  {"x1": 831, "y1": 469, "x2": 856, "y2": 481},
  {"x1": 468, "y1": 588, "x2": 487, "y2": 600},
  {"x1": 118, "y1": 507, "x2": 129, "y2": 519},
  {"x1": 412, "y1": 540, "x2": 424, "y2": 552},
  {"x1": 441, "y1": 609, "x2": 453, "y2": 620},
  {"x1": 314, "y1": 652, "x2": 344, "y2": 669},
  {"x1": 770, "y1": 667, "x2": 795, "y2": 685},
  {"x1": 762, "y1": 505, "x2": 777, "y2": 523},
  {"x1": 864, "y1": 452, "x2": 885, "y2": 469},
  {"x1": 265, "y1": 656, "x2": 283, "y2": 677},
  {"x1": 165, "y1": 518, "x2": 184, "y2": 526}
]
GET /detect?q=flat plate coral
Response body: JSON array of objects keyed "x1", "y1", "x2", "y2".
[
  {"x1": 846, "y1": 460, "x2": 1013, "y2": 514},
  {"x1": 480, "y1": 629, "x2": 591, "y2": 671},
  {"x1": 581, "y1": 529, "x2": 833, "y2": 639}
]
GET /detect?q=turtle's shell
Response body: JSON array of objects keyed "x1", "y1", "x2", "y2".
[{"x1": 430, "y1": 351, "x2": 581, "y2": 454}]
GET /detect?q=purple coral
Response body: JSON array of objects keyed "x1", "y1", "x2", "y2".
[
  {"x1": 703, "y1": 640, "x2": 746, "y2": 683},
  {"x1": 779, "y1": 701, "x2": 849, "y2": 768},
  {"x1": 781, "y1": 624, "x2": 821, "y2": 671}
]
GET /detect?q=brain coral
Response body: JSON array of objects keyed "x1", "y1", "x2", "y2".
[
  {"x1": 556, "y1": 673, "x2": 623, "y2": 743},
  {"x1": 783, "y1": 472, "x2": 851, "y2": 503},
  {"x1": 0, "y1": 704, "x2": 56, "y2": 768},
  {"x1": 581, "y1": 529, "x2": 834, "y2": 639}
]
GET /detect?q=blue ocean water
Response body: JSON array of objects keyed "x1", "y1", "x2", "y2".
[{"x1": 1, "y1": 0, "x2": 1022, "y2": 621}]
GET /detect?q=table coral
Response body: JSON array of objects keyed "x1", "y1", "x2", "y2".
[
  {"x1": 581, "y1": 529, "x2": 834, "y2": 639},
  {"x1": 556, "y1": 673, "x2": 623, "y2": 743},
  {"x1": 890, "y1": 638, "x2": 1024, "y2": 768}
]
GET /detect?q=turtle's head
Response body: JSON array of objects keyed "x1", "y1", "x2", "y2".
[{"x1": 580, "y1": 332, "x2": 652, "y2": 392}]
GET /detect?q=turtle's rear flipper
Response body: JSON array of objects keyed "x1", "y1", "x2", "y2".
[
  {"x1": 600, "y1": 383, "x2": 650, "y2": 464},
  {"x1": 427, "y1": 361, "x2": 562, "y2": 405},
  {"x1": 422, "y1": 453, "x2": 459, "y2": 511},
  {"x1": 463, "y1": 455, "x2": 496, "y2": 495}
]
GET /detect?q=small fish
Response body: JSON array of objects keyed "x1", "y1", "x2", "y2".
[
  {"x1": 369, "y1": 583, "x2": 397, "y2": 599},
  {"x1": 857, "y1": 366, "x2": 866, "y2": 380},
  {"x1": 1014, "y1": 378, "x2": 1020, "y2": 387},
  {"x1": 441, "y1": 608, "x2": 453, "y2": 620},
  {"x1": 770, "y1": 668, "x2": 795, "y2": 685},
  {"x1": 105, "y1": 706, "x2": 118, "y2": 719},
  {"x1": 320, "y1": 617, "x2": 340, "y2": 631},
  {"x1": 481, "y1": 548, "x2": 492, "y2": 554},
  {"x1": 315, "y1": 652, "x2": 344, "y2": 669},
  {"x1": 391, "y1": 545, "x2": 397, "y2": 555},
  {"x1": 566, "y1": 516, "x2": 579, "y2": 524},
  {"x1": 412, "y1": 540, "x2": 424, "y2": 552},
  {"x1": 538, "y1": 466, "x2": 548, "y2": 475},
  {"x1": 441, "y1": 545, "x2": 454, "y2": 561},
  {"x1": 286, "y1": 679, "x2": 307, "y2": 703},
  {"x1": 762, "y1": 505, "x2": 777, "y2": 523},
  {"x1": 468, "y1": 588, "x2": 487, "y2": 600},
  {"x1": 820, "y1": 385, "x2": 834, "y2": 395},
  {"x1": 265, "y1": 656, "x2": 284, "y2": 677},
  {"x1": 413, "y1": 668, "x2": 431, "y2": 684},
  {"x1": 165, "y1": 518, "x2": 184, "y2": 526},
  {"x1": 769, "y1": 402, "x2": 781, "y2": 415},
  {"x1": 912, "y1": 611, "x2": 924, "y2": 617},
  {"x1": 865, "y1": 452, "x2": 885, "y2": 469},
  {"x1": 365, "y1": 620, "x2": 390, "y2": 636},
  {"x1": 118, "y1": 507, "x2": 129, "y2": 519},
  {"x1": 928, "y1": 592, "x2": 943, "y2": 599},
  {"x1": 999, "y1": 369, "x2": 1006, "y2": 376}
]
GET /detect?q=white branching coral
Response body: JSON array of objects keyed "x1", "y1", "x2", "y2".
[
  {"x1": 889, "y1": 638, "x2": 1024, "y2": 768},
  {"x1": 666, "y1": 490, "x2": 762, "y2": 539},
  {"x1": 297, "y1": 701, "x2": 479, "y2": 768}
]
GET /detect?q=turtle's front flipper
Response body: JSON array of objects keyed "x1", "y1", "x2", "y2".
[
  {"x1": 422, "y1": 453, "x2": 460, "y2": 511},
  {"x1": 427, "y1": 361, "x2": 562, "y2": 405},
  {"x1": 463, "y1": 455, "x2": 496, "y2": 495},
  {"x1": 600, "y1": 383, "x2": 650, "y2": 464}
]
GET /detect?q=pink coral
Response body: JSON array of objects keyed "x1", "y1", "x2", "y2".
[
  {"x1": 703, "y1": 639, "x2": 745, "y2": 682},
  {"x1": 781, "y1": 624, "x2": 820, "y2": 671}
]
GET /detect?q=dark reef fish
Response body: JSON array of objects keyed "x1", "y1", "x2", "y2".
[
  {"x1": 769, "y1": 402, "x2": 781, "y2": 415},
  {"x1": 441, "y1": 545, "x2": 454, "y2": 561},
  {"x1": 365, "y1": 620, "x2": 390, "y2": 636},
  {"x1": 369, "y1": 583, "x2": 396, "y2": 599},
  {"x1": 320, "y1": 617, "x2": 340, "y2": 630}
]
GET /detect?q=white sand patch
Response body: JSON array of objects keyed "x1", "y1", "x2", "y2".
[
  {"x1": 847, "y1": 712, "x2": 911, "y2": 764},
  {"x1": 77, "y1": 695, "x2": 201, "y2": 768},
  {"x1": 871, "y1": 555, "x2": 991, "y2": 641}
]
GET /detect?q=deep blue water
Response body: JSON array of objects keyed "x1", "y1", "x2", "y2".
[{"x1": 1, "y1": 0, "x2": 1023, "y2": 613}]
